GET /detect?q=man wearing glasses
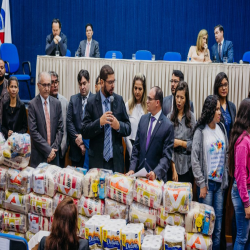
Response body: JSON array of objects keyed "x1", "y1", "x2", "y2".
[
  {"x1": 49, "y1": 71, "x2": 68, "y2": 167},
  {"x1": 162, "y1": 70, "x2": 194, "y2": 116},
  {"x1": 28, "y1": 72, "x2": 63, "y2": 168},
  {"x1": 82, "y1": 65, "x2": 131, "y2": 172}
]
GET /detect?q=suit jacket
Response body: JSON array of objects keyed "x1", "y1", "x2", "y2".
[
  {"x1": 129, "y1": 112, "x2": 174, "y2": 182},
  {"x1": 45, "y1": 32, "x2": 67, "y2": 56},
  {"x1": 67, "y1": 92, "x2": 93, "y2": 162},
  {"x1": 77, "y1": 39, "x2": 100, "y2": 58},
  {"x1": 162, "y1": 95, "x2": 194, "y2": 116},
  {"x1": 220, "y1": 100, "x2": 236, "y2": 130},
  {"x1": 211, "y1": 40, "x2": 234, "y2": 63},
  {"x1": 58, "y1": 94, "x2": 69, "y2": 158},
  {"x1": 28, "y1": 95, "x2": 64, "y2": 167},
  {"x1": 82, "y1": 91, "x2": 131, "y2": 173}
]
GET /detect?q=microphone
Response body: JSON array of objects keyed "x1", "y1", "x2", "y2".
[{"x1": 110, "y1": 95, "x2": 114, "y2": 112}]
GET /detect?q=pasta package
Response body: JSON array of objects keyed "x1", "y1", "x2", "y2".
[
  {"x1": 28, "y1": 213, "x2": 52, "y2": 233},
  {"x1": 157, "y1": 206, "x2": 185, "y2": 228},
  {"x1": 129, "y1": 202, "x2": 157, "y2": 230},
  {"x1": 33, "y1": 163, "x2": 61, "y2": 197},
  {"x1": 0, "y1": 190, "x2": 4, "y2": 208},
  {"x1": 7, "y1": 167, "x2": 33, "y2": 194},
  {"x1": 1, "y1": 230, "x2": 25, "y2": 238},
  {"x1": 163, "y1": 181, "x2": 192, "y2": 214},
  {"x1": 78, "y1": 214, "x2": 89, "y2": 239},
  {"x1": 0, "y1": 165, "x2": 9, "y2": 190},
  {"x1": 185, "y1": 233, "x2": 213, "y2": 250},
  {"x1": 4, "y1": 190, "x2": 29, "y2": 214},
  {"x1": 2, "y1": 210, "x2": 27, "y2": 233},
  {"x1": 3, "y1": 156, "x2": 30, "y2": 170},
  {"x1": 106, "y1": 173, "x2": 135, "y2": 205},
  {"x1": 7, "y1": 133, "x2": 31, "y2": 154},
  {"x1": 29, "y1": 192, "x2": 53, "y2": 217},
  {"x1": 133, "y1": 178, "x2": 163, "y2": 209},
  {"x1": 185, "y1": 201, "x2": 215, "y2": 236},
  {"x1": 67, "y1": 166, "x2": 88, "y2": 175},
  {"x1": 104, "y1": 198, "x2": 129, "y2": 220},
  {"x1": 53, "y1": 193, "x2": 79, "y2": 213},
  {"x1": 78, "y1": 196, "x2": 104, "y2": 217},
  {"x1": 25, "y1": 230, "x2": 35, "y2": 242}
]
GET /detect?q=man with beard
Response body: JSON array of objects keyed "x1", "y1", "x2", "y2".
[{"x1": 82, "y1": 65, "x2": 131, "y2": 172}]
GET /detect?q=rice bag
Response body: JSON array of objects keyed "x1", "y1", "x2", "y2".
[
  {"x1": 106, "y1": 173, "x2": 134, "y2": 205},
  {"x1": 133, "y1": 178, "x2": 163, "y2": 209},
  {"x1": 157, "y1": 206, "x2": 185, "y2": 228},
  {"x1": 155, "y1": 226, "x2": 164, "y2": 236},
  {"x1": 104, "y1": 198, "x2": 129, "y2": 220},
  {"x1": 57, "y1": 167, "x2": 84, "y2": 198},
  {"x1": 53, "y1": 193, "x2": 79, "y2": 213},
  {"x1": 7, "y1": 167, "x2": 33, "y2": 194},
  {"x1": 33, "y1": 163, "x2": 61, "y2": 197},
  {"x1": 185, "y1": 233, "x2": 213, "y2": 250},
  {"x1": 0, "y1": 165, "x2": 8, "y2": 190},
  {"x1": 163, "y1": 181, "x2": 192, "y2": 214},
  {"x1": 185, "y1": 201, "x2": 215, "y2": 236},
  {"x1": 1, "y1": 230, "x2": 25, "y2": 238},
  {"x1": 67, "y1": 165, "x2": 88, "y2": 175},
  {"x1": 29, "y1": 192, "x2": 53, "y2": 217},
  {"x1": 28, "y1": 213, "x2": 51, "y2": 233},
  {"x1": 4, "y1": 190, "x2": 29, "y2": 214},
  {"x1": 7, "y1": 133, "x2": 31, "y2": 154},
  {"x1": 78, "y1": 196, "x2": 105, "y2": 217},
  {"x1": 3, "y1": 155, "x2": 30, "y2": 170},
  {"x1": 129, "y1": 202, "x2": 157, "y2": 230},
  {"x1": 78, "y1": 214, "x2": 89, "y2": 239},
  {"x1": 2, "y1": 210, "x2": 27, "y2": 233},
  {"x1": 25, "y1": 230, "x2": 35, "y2": 242},
  {"x1": 0, "y1": 190, "x2": 4, "y2": 208}
]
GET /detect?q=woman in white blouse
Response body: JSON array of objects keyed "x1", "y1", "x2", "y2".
[{"x1": 124, "y1": 73, "x2": 147, "y2": 171}]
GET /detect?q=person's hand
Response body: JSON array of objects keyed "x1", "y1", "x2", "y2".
[
  {"x1": 8, "y1": 130, "x2": 13, "y2": 138},
  {"x1": 75, "y1": 134, "x2": 83, "y2": 147},
  {"x1": 100, "y1": 111, "x2": 113, "y2": 126},
  {"x1": 126, "y1": 170, "x2": 134, "y2": 176},
  {"x1": 146, "y1": 171, "x2": 156, "y2": 181},
  {"x1": 199, "y1": 186, "x2": 208, "y2": 199},
  {"x1": 174, "y1": 139, "x2": 182, "y2": 148},
  {"x1": 245, "y1": 206, "x2": 250, "y2": 219},
  {"x1": 172, "y1": 168, "x2": 178, "y2": 182},
  {"x1": 55, "y1": 35, "x2": 61, "y2": 42},
  {"x1": 80, "y1": 144, "x2": 86, "y2": 156},
  {"x1": 47, "y1": 148, "x2": 57, "y2": 163},
  {"x1": 53, "y1": 37, "x2": 58, "y2": 44},
  {"x1": 110, "y1": 115, "x2": 120, "y2": 130},
  {"x1": 204, "y1": 44, "x2": 208, "y2": 50}
]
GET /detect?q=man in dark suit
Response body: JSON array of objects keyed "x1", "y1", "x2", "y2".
[
  {"x1": 127, "y1": 86, "x2": 174, "y2": 182},
  {"x1": 162, "y1": 70, "x2": 194, "y2": 116},
  {"x1": 67, "y1": 70, "x2": 93, "y2": 168},
  {"x1": 82, "y1": 65, "x2": 131, "y2": 173},
  {"x1": 28, "y1": 72, "x2": 63, "y2": 167},
  {"x1": 211, "y1": 24, "x2": 234, "y2": 63},
  {"x1": 45, "y1": 19, "x2": 67, "y2": 56},
  {"x1": 77, "y1": 23, "x2": 100, "y2": 58}
]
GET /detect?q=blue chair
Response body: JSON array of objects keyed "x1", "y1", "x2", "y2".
[
  {"x1": 243, "y1": 52, "x2": 250, "y2": 63},
  {"x1": 135, "y1": 50, "x2": 152, "y2": 60},
  {"x1": 163, "y1": 52, "x2": 181, "y2": 61},
  {"x1": 66, "y1": 49, "x2": 71, "y2": 57},
  {"x1": 0, "y1": 43, "x2": 32, "y2": 99},
  {"x1": 0, "y1": 232, "x2": 28, "y2": 250},
  {"x1": 105, "y1": 51, "x2": 123, "y2": 59}
]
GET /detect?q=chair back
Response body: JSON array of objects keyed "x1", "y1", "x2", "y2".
[
  {"x1": 0, "y1": 232, "x2": 28, "y2": 250},
  {"x1": 105, "y1": 51, "x2": 123, "y2": 59},
  {"x1": 163, "y1": 52, "x2": 181, "y2": 61},
  {"x1": 243, "y1": 51, "x2": 250, "y2": 63},
  {"x1": 0, "y1": 43, "x2": 20, "y2": 73},
  {"x1": 135, "y1": 50, "x2": 152, "y2": 60},
  {"x1": 66, "y1": 49, "x2": 71, "y2": 57}
]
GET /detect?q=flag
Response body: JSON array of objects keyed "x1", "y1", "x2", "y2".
[{"x1": 0, "y1": 0, "x2": 12, "y2": 44}]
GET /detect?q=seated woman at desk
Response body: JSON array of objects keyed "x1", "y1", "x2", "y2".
[
  {"x1": 1, "y1": 76, "x2": 28, "y2": 139},
  {"x1": 187, "y1": 29, "x2": 211, "y2": 63}
]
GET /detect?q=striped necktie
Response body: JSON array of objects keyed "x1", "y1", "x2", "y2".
[
  {"x1": 44, "y1": 100, "x2": 51, "y2": 145},
  {"x1": 103, "y1": 98, "x2": 111, "y2": 161}
]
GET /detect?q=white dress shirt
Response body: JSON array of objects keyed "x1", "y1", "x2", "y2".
[
  {"x1": 147, "y1": 110, "x2": 162, "y2": 135},
  {"x1": 85, "y1": 39, "x2": 92, "y2": 57},
  {"x1": 40, "y1": 95, "x2": 50, "y2": 117}
]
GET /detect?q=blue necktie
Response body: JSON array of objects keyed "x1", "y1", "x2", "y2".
[
  {"x1": 103, "y1": 98, "x2": 111, "y2": 161},
  {"x1": 146, "y1": 116, "x2": 156, "y2": 150},
  {"x1": 81, "y1": 97, "x2": 87, "y2": 120},
  {"x1": 219, "y1": 43, "x2": 222, "y2": 61}
]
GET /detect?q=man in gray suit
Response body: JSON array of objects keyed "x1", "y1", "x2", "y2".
[
  {"x1": 28, "y1": 72, "x2": 63, "y2": 168},
  {"x1": 49, "y1": 71, "x2": 68, "y2": 167},
  {"x1": 77, "y1": 23, "x2": 100, "y2": 58},
  {"x1": 162, "y1": 70, "x2": 194, "y2": 116}
]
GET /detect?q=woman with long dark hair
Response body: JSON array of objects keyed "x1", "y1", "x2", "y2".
[
  {"x1": 229, "y1": 98, "x2": 250, "y2": 249},
  {"x1": 167, "y1": 81, "x2": 195, "y2": 183},
  {"x1": 191, "y1": 95, "x2": 228, "y2": 250},
  {"x1": 38, "y1": 197, "x2": 88, "y2": 250}
]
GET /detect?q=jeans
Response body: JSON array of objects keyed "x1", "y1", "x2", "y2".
[
  {"x1": 197, "y1": 180, "x2": 224, "y2": 250},
  {"x1": 231, "y1": 180, "x2": 250, "y2": 250}
]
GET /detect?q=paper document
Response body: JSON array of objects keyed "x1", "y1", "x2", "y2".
[
  {"x1": 130, "y1": 167, "x2": 148, "y2": 177},
  {"x1": 0, "y1": 237, "x2": 10, "y2": 250}
]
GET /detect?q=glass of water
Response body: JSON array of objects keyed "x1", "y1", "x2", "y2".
[
  {"x1": 112, "y1": 53, "x2": 116, "y2": 59},
  {"x1": 55, "y1": 51, "x2": 59, "y2": 57},
  {"x1": 132, "y1": 54, "x2": 135, "y2": 60},
  {"x1": 223, "y1": 57, "x2": 228, "y2": 64},
  {"x1": 152, "y1": 54, "x2": 155, "y2": 61},
  {"x1": 75, "y1": 51, "x2": 79, "y2": 57}
]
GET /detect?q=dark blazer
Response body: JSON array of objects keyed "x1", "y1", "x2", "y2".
[
  {"x1": 45, "y1": 32, "x2": 67, "y2": 56},
  {"x1": 220, "y1": 100, "x2": 236, "y2": 130},
  {"x1": 129, "y1": 112, "x2": 174, "y2": 183},
  {"x1": 77, "y1": 39, "x2": 100, "y2": 58},
  {"x1": 82, "y1": 91, "x2": 131, "y2": 173},
  {"x1": 211, "y1": 40, "x2": 234, "y2": 63},
  {"x1": 67, "y1": 92, "x2": 93, "y2": 162},
  {"x1": 1, "y1": 99, "x2": 27, "y2": 139},
  {"x1": 0, "y1": 78, "x2": 9, "y2": 125},
  {"x1": 162, "y1": 95, "x2": 194, "y2": 116},
  {"x1": 28, "y1": 95, "x2": 64, "y2": 168}
]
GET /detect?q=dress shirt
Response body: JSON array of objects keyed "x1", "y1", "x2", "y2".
[
  {"x1": 147, "y1": 110, "x2": 162, "y2": 135},
  {"x1": 40, "y1": 95, "x2": 50, "y2": 117},
  {"x1": 85, "y1": 39, "x2": 92, "y2": 57},
  {"x1": 218, "y1": 39, "x2": 224, "y2": 53},
  {"x1": 82, "y1": 91, "x2": 90, "y2": 105}
]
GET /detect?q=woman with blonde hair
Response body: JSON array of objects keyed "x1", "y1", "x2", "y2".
[{"x1": 187, "y1": 29, "x2": 211, "y2": 62}]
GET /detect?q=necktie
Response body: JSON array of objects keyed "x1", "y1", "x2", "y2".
[
  {"x1": 44, "y1": 100, "x2": 51, "y2": 145},
  {"x1": 219, "y1": 43, "x2": 222, "y2": 61},
  {"x1": 146, "y1": 116, "x2": 156, "y2": 150},
  {"x1": 86, "y1": 42, "x2": 90, "y2": 57},
  {"x1": 81, "y1": 97, "x2": 87, "y2": 120},
  {"x1": 103, "y1": 98, "x2": 111, "y2": 161}
]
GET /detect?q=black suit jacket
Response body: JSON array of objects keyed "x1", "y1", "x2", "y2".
[
  {"x1": 82, "y1": 91, "x2": 131, "y2": 173},
  {"x1": 28, "y1": 95, "x2": 64, "y2": 167},
  {"x1": 45, "y1": 32, "x2": 67, "y2": 56},
  {"x1": 77, "y1": 39, "x2": 100, "y2": 58},
  {"x1": 129, "y1": 112, "x2": 174, "y2": 182},
  {"x1": 67, "y1": 92, "x2": 93, "y2": 162}
]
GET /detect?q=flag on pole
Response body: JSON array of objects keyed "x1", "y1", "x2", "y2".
[{"x1": 0, "y1": 0, "x2": 12, "y2": 44}]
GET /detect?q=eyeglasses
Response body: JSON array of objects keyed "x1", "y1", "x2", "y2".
[
  {"x1": 105, "y1": 80, "x2": 116, "y2": 85},
  {"x1": 51, "y1": 80, "x2": 59, "y2": 86},
  {"x1": 170, "y1": 80, "x2": 180, "y2": 84},
  {"x1": 147, "y1": 96, "x2": 158, "y2": 102},
  {"x1": 39, "y1": 83, "x2": 51, "y2": 88},
  {"x1": 219, "y1": 83, "x2": 229, "y2": 88}
]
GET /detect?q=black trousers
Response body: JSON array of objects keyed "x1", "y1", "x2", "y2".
[
  {"x1": 178, "y1": 167, "x2": 194, "y2": 184},
  {"x1": 125, "y1": 139, "x2": 134, "y2": 173},
  {"x1": 71, "y1": 156, "x2": 85, "y2": 168}
]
